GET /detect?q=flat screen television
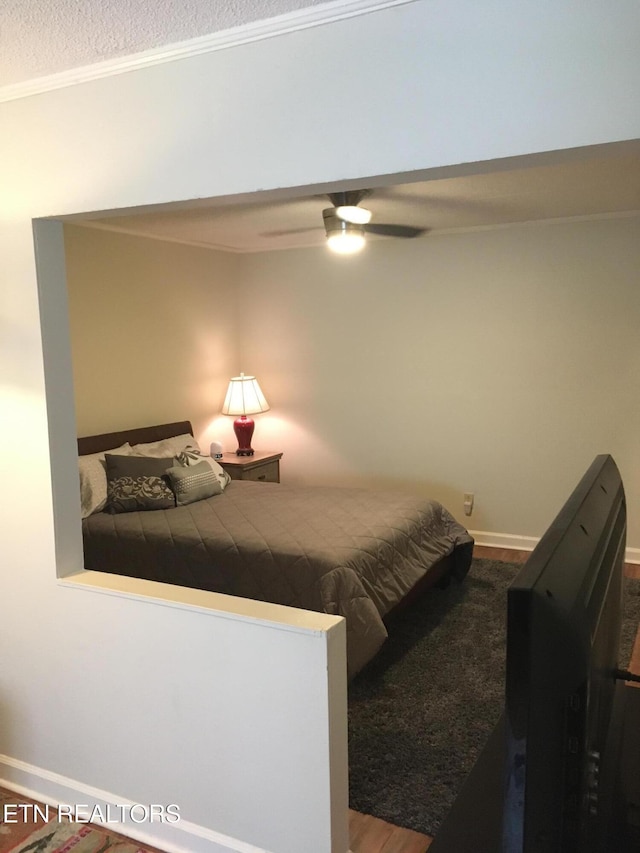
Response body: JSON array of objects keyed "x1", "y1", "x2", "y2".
[{"x1": 503, "y1": 454, "x2": 628, "y2": 852}]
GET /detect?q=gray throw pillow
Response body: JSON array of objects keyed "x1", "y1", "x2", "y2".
[
  {"x1": 78, "y1": 443, "x2": 132, "y2": 518},
  {"x1": 175, "y1": 447, "x2": 231, "y2": 490},
  {"x1": 105, "y1": 454, "x2": 176, "y2": 513},
  {"x1": 165, "y1": 460, "x2": 223, "y2": 506}
]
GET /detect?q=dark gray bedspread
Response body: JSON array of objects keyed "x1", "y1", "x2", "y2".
[{"x1": 82, "y1": 481, "x2": 473, "y2": 676}]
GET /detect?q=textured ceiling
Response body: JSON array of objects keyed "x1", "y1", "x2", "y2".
[
  {"x1": 4, "y1": 1, "x2": 640, "y2": 252},
  {"x1": 0, "y1": 0, "x2": 326, "y2": 86}
]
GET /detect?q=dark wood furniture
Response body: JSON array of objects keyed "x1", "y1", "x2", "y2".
[
  {"x1": 77, "y1": 424, "x2": 283, "y2": 486},
  {"x1": 77, "y1": 420, "x2": 193, "y2": 456},
  {"x1": 218, "y1": 451, "x2": 282, "y2": 483}
]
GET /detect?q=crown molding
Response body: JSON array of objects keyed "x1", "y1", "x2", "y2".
[{"x1": 0, "y1": 0, "x2": 417, "y2": 104}]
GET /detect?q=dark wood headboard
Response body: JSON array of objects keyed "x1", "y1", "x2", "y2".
[{"x1": 77, "y1": 421, "x2": 194, "y2": 456}]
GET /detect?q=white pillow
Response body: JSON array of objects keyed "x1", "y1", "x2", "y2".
[
  {"x1": 79, "y1": 443, "x2": 132, "y2": 518},
  {"x1": 175, "y1": 447, "x2": 231, "y2": 491},
  {"x1": 131, "y1": 433, "x2": 200, "y2": 458}
]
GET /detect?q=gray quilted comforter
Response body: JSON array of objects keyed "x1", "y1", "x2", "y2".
[{"x1": 82, "y1": 481, "x2": 473, "y2": 676}]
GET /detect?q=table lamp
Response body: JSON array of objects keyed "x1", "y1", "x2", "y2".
[{"x1": 221, "y1": 373, "x2": 270, "y2": 456}]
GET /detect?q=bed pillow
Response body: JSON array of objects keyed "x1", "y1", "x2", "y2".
[
  {"x1": 131, "y1": 434, "x2": 200, "y2": 458},
  {"x1": 78, "y1": 443, "x2": 132, "y2": 518},
  {"x1": 105, "y1": 454, "x2": 176, "y2": 513},
  {"x1": 165, "y1": 460, "x2": 223, "y2": 506},
  {"x1": 175, "y1": 447, "x2": 231, "y2": 490}
]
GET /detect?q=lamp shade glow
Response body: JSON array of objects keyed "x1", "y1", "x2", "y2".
[
  {"x1": 222, "y1": 374, "x2": 270, "y2": 416},
  {"x1": 221, "y1": 373, "x2": 270, "y2": 456}
]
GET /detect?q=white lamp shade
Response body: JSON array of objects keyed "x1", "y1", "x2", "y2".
[{"x1": 221, "y1": 373, "x2": 270, "y2": 416}]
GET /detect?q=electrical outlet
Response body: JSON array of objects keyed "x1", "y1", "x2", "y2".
[{"x1": 463, "y1": 492, "x2": 474, "y2": 516}]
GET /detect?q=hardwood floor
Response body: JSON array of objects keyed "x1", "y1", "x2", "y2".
[
  {"x1": 472, "y1": 544, "x2": 530, "y2": 564},
  {"x1": 349, "y1": 810, "x2": 432, "y2": 852}
]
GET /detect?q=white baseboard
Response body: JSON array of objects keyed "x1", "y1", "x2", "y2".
[
  {"x1": 469, "y1": 530, "x2": 539, "y2": 553},
  {"x1": 0, "y1": 755, "x2": 268, "y2": 853},
  {"x1": 626, "y1": 548, "x2": 640, "y2": 565},
  {"x1": 470, "y1": 530, "x2": 640, "y2": 565}
]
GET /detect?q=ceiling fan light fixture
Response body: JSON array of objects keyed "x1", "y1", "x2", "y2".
[
  {"x1": 335, "y1": 205, "x2": 372, "y2": 225},
  {"x1": 323, "y1": 209, "x2": 366, "y2": 254},
  {"x1": 327, "y1": 230, "x2": 366, "y2": 254}
]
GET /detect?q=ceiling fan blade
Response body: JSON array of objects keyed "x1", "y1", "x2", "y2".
[
  {"x1": 260, "y1": 226, "x2": 321, "y2": 238},
  {"x1": 364, "y1": 223, "x2": 429, "y2": 238}
]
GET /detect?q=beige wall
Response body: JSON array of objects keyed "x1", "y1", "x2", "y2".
[
  {"x1": 240, "y1": 214, "x2": 640, "y2": 549},
  {"x1": 64, "y1": 214, "x2": 640, "y2": 551},
  {"x1": 64, "y1": 225, "x2": 240, "y2": 440}
]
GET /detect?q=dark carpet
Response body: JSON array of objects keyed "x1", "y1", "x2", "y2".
[{"x1": 347, "y1": 558, "x2": 640, "y2": 837}]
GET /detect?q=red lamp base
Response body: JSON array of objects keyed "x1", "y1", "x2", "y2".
[{"x1": 233, "y1": 416, "x2": 255, "y2": 456}]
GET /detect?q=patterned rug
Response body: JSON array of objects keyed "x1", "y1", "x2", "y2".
[
  {"x1": 0, "y1": 788, "x2": 164, "y2": 853},
  {"x1": 347, "y1": 558, "x2": 640, "y2": 837}
]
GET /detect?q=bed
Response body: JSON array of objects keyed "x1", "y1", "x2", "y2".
[{"x1": 79, "y1": 421, "x2": 474, "y2": 677}]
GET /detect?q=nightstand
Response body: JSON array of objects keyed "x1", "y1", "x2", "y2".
[{"x1": 218, "y1": 451, "x2": 282, "y2": 483}]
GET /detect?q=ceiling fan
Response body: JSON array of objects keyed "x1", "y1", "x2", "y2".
[
  {"x1": 323, "y1": 190, "x2": 428, "y2": 254},
  {"x1": 263, "y1": 189, "x2": 429, "y2": 254}
]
